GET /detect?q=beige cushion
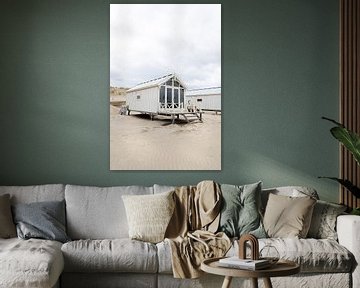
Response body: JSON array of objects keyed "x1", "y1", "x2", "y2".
[
  {"x1": 122, "y1": 191, "x2": 175, "y2": 243},
  {"x1": 263, "y1": 193, "x2": 316, "y2": 238},
  {"x1": 261, "y1": 186, "x2": 319, "y2": 213},
  {"x1": 0, "y1": 195, "x2": 16, "y2": 238}
]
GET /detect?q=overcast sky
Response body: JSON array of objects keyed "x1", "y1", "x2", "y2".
[{"x1": 110, "y1": 4, "x2": 221, "y2": 89}]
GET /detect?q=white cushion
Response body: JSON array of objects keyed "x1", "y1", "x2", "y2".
[
  {"x1": 122, "y1": 191, "x2": 175, "y2": 243},
  {"x1": 61, "y1": 239, "x2": 158, "y2": 273},
  {"x1": 0, "y1": 238, "x2": 63, "y2": 288},
  {"x1": 65, "y1": 185, "x2": 153, "y2": 239}
]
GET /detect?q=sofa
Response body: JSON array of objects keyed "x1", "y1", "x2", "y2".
[{"x1": 0, "y1": 183, "x2": 359, "y2": 288}]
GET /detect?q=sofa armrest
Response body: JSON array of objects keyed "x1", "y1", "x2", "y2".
[{"x1": 337, "y1": 215, "x2": 360, "y2": 288}]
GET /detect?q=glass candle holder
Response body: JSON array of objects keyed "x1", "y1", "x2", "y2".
[{"x1": 259, "y1": 245, "x2": 280, "y2": 264}]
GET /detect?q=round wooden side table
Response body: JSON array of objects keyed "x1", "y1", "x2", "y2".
[{"x1": 201, "y1": 257, "x2": 300, "y2": 288}]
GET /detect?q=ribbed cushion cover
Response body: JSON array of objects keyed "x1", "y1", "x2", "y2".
[
  {"x1": 122, "y1": 191, "x2": 175, "y2": 243},
  {"x1": 61, "y1": 239, "x2": 158, "y2": 273}
]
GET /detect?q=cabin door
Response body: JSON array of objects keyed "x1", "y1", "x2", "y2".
[{"x1": 173, "y1": 88, "x2": 185, "y2": 109}]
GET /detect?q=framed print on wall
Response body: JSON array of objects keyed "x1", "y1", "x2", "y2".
[{"x1": 110, "y1": 4, "x2": 221, "y2": 170}]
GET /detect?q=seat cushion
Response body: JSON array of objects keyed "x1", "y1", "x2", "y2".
[
  {"x1": 0, "y1": 238, "x2": 64, "y2": 288},
  {"x1": 61, "y1": 239, "x2": 158, "y2": 273},
  {"x1": 228, "y1": 238, "x2": 354, "y2": 273},
  {"x1": 65, "y1": 185, "x2": 153, "y2": 239},
  {"x1": 157, "y1": 238, "x2": 353, "y2": 274}
]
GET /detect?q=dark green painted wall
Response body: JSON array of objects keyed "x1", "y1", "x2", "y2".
[{"x1": 0, "y1": 0, "x2": 340, "y2": 202}]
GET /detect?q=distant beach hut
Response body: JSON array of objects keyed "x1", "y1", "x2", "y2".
[
  {"x1": 126, "y1": 73, "x2": 187, "y2": 115},
  {"x1": 185, "y1": 87, "x2": 221, "y2": 113}
]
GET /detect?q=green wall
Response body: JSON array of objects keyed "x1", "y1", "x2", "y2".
[{"x1": 0, "y1": 0, "x2": 340, "y2": 202}]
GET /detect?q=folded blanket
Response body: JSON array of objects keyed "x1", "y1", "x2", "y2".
[
  {"x1": 165, "y1": 180, "x2": 231, "y2": 278},
  {"x1": 167, "y1": 230, "x2": 231, "y2": 278}
]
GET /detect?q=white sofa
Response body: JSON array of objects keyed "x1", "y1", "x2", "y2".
[{"x1": 0, "y1": 184, "x2": 358, "y2": 288}]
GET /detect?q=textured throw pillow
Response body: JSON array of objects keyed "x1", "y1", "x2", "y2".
[
  {"x1": 218, "y1": 182, "x2": 266, "y2": 238},
  {"x1": 0, "y1": 194, "x2": 16, "y2": 238},
  {"x1": 12, "y1": 200, "x2": 70, "y2": 243},
  {"x1": 307, "y1": 200, "x2": 347, "y2": 240},
  {"x1": 263, "y1": 193, "x2": 316, "y2": 238},
  {"x1": 122, "y1": 191, "x2": 175, "y2": 243}
]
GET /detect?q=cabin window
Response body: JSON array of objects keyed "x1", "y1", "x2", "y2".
[
  {"x1": 173, "y1": 80, "x2": 180, "y2": 87},
  {"x1": 160, "y1": 86, "x2": 165, "y2": 103},
  {"x1": 174, "y1": 89, "x2": 179, "y2": 103},
  {"x1": 167, "y1": 88, "x2": 172, "y2": 103},
  {"x1": 197, "y1": 98, "x2": 203, "y2": 102},
  {"x1": 136, "y1": 95, "x2": 141, "y2": 100},
  {"x1": 180, "y1": 89, "x2": 184, "y2": 103},
  {"x1": 166, "y1": 79, "x2": 173, "y2": 86}
]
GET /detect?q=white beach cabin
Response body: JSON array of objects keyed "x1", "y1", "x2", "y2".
[
  {"x1": 126, "y1": 74, "x2": 187, "y2": 116},
  {"x1": 185, "y1": 87, "x2": 221, "y2": 112}
]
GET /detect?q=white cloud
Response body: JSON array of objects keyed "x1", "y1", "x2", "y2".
[{"x1": 110, "y1": 4, "x2": 221, "y2": 89}]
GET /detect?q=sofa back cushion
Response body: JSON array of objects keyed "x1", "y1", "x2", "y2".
[
  {"x1": 261, "y1": 186, "x2": 319, "y2": 213},
  {"x1": 65, "y1": 185, "x2": 153, "y2": 239},
  {"x1": 263, "y1": 193, "x2": 316, "y2": 238},
  {"x1": 0, "y1": 184, "x2": 65, "y2": 204}
]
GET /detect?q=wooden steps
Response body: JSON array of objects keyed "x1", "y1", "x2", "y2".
[{"x1": 180, "y1": 112, "x2": 203, "y2": 123}]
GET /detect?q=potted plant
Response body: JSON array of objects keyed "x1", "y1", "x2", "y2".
[{"x1": 320, "y1": 117, "x2": 360, "y2": 215}]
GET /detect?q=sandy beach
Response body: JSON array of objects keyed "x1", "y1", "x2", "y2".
[{"x1": 110, "y1": 107, "x2": 221, "y2": 170}]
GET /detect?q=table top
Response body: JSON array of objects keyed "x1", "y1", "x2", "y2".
[{"x1": 201, "y1": 257, "x2": 300, "y2": 278}]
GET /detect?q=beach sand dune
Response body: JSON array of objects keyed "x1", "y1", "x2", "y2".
[{"x1": 110, "y1": 110, "x2": 221, "y2": 170}]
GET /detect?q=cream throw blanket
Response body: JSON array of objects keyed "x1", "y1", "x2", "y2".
[{"x1": 165, "y1": 181, "x2": 231, "y2": 278}]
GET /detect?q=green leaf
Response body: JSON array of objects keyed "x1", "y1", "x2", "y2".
[
  {"x1": 322, "y1": 117, "x2": 360, "y2": 165},
  {"x1": 321, "y1": 116, "x2": 344, "y2": 127},
  {"x1": 318, "y1": 177, "x2": 360, "y2": 198},
  {"x1": 351, "y1": 208, "x2": 360, "y2": 215},
  {"x1": 330, "y1": 126, "x2": 360, "y2": 165}
]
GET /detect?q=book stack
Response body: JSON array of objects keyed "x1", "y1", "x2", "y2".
[{"x1": 218, "y1": 257, "x2": 271, "y2": 270}]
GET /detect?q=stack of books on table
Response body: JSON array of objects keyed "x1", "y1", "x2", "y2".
[{"x1": 218, "y1": 257, "x2": 271, "y2": 270}]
